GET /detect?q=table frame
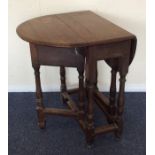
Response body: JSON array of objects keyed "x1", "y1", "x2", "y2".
[
  {"x1": 29, "y1": 37, "x2": 136, "y2": 146},
  {"x1": 16, "y1": 11, "x2": 137, "y2": 146},
  {"x1": 84, "y1": 40, "x2": 131, "y2": 144},
  {"x1": 29, "y1": 44, "x2": 86, "y2": 131}
]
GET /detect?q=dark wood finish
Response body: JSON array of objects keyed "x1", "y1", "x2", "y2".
[
  {"x1": 60, "y1": 66, "x2": 67, "y2": 103},
  {"x1": 84, "y1": 39, "x2": 134, "y2": 144},
  {"x1": 115, "y1": 73, "x2": 126, "y2": 137},
  {"x1": 60, "y1": 66, "x2": 67, "y2": 93},
  {"x1": 77, "y1": 68, "x2": 85, "y2": 120},
  {"x1": 115, "y1": 54, "x2": 130, "y2": 137},
  {"x1": 44, "y1": 108, "x2": 77, "y2": 117},
  {"x1": 29, "y1": 42, "x2": 86, "y2": 133},
  {"x1": 109, "y1": 69, "x2": 117, "y2": 116},
  {"x1": 17, "y1": 10, "x2": 137, "y2": 145},
  {"x1": 37, "y1": 45, "x2": 84, "y2": 67},
  {"x1": 30, "y1": 44, "x2": 46, "y2": 129},
  {"x1": 17, "y1": 11, "x2": 134, "y2": 48}
]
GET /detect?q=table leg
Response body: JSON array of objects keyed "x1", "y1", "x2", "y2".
[
  {"x1": 115, "y1": 57, "x2": 129, "y2": 138},
  {"x1": 85, "y1": 82, "x2": 95, "y2": 146},
  {"x1": 109, "y1": 69, "x2": 117, "y2": 116},
  {"x1": 77, "y1": 68, "x2": 85, "y2": 121},
  {"x1": 60, "y1": 66, "x2": 67, "y2": 92},
  {"x1": 94, "y1": 65, "x2": 98, "y2": 90},
  {"x1": 115, "y1": 72, "x2": 127, "y2": 137},
  {"x1": 33, "y1": 66, "x2": 46, "y2": 129},
  {"x1": 85, "y1": 51, "x2": 97, "y2": 145},
  {"x1": 60, "y1": 66, "x2": 67, "y2": 103}
]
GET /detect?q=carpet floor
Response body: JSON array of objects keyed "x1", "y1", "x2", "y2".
[{"x1": 8, "y1": 92, "x2": 146, "y2": 155}]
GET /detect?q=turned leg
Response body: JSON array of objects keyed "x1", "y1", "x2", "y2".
[
  {"x1": 94, "y1": 64, "x2": 98, "y2": 90},
  {"x1": 33, "y1": 66, "x2": 46, "y2": 129},
  {"x1": 109, "y1": 69, "x2": 117, "y2": 116},
  {"x1": 77, "y1": 68, "x2": 85, "y2": 120},
  {"x1": 60, "y1": 66, "x2": 67, "y2": 103},
  {"x1": 84, "y1": 47, "x2": 96, "y2": 146},
  {"x1": 115, "y1": 72, "x2": 127, "y2": 138},
  {"x1": 60, "y1": 66, "x2": 67, "y2": 92},
  {"x1": 86, "y1": 82, "x2": 95, "y2": 146}
]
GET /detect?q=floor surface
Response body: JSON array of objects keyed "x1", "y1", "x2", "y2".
[{"x1": 8, "y1": 92, "x2": 146, "y2": 155}]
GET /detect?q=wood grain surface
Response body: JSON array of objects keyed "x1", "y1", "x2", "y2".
[{"x1": 17, "y1": 11, "x2": 135, "y2": 47}]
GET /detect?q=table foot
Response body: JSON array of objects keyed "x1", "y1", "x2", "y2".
[
  {"x1": 85, "y1": 114, "x2": 95, "y2": 145},
  {"x1": 36, "y1": 106, "x2": 46, "y2": 129},
  {"x1": 38, "y1": 121, "x2": 46, "y2": 129}
]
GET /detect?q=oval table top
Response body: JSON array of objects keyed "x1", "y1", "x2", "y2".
[{"x1": 16, "y1": 11, "x2": 135, "y2": 48}]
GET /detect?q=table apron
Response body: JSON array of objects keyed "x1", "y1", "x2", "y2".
[
  {"x1": 32, "y1": 45, "x2": 84, "y2": 68},
  {"x1": 89, "y1": 40, "x2": 131, "y2": 61}
]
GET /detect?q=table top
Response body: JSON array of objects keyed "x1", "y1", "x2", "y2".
[{"x1": 17, "y1": 11, "x2": 135, "y2": 47}]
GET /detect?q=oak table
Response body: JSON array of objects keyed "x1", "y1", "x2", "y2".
[{"x1": 17, "y1": 11, "x2": 137, "y2": 145}]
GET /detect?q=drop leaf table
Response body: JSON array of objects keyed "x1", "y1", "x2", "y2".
[{"x1": 17, "y1": 11, "x2": 137, "y2": 146}]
